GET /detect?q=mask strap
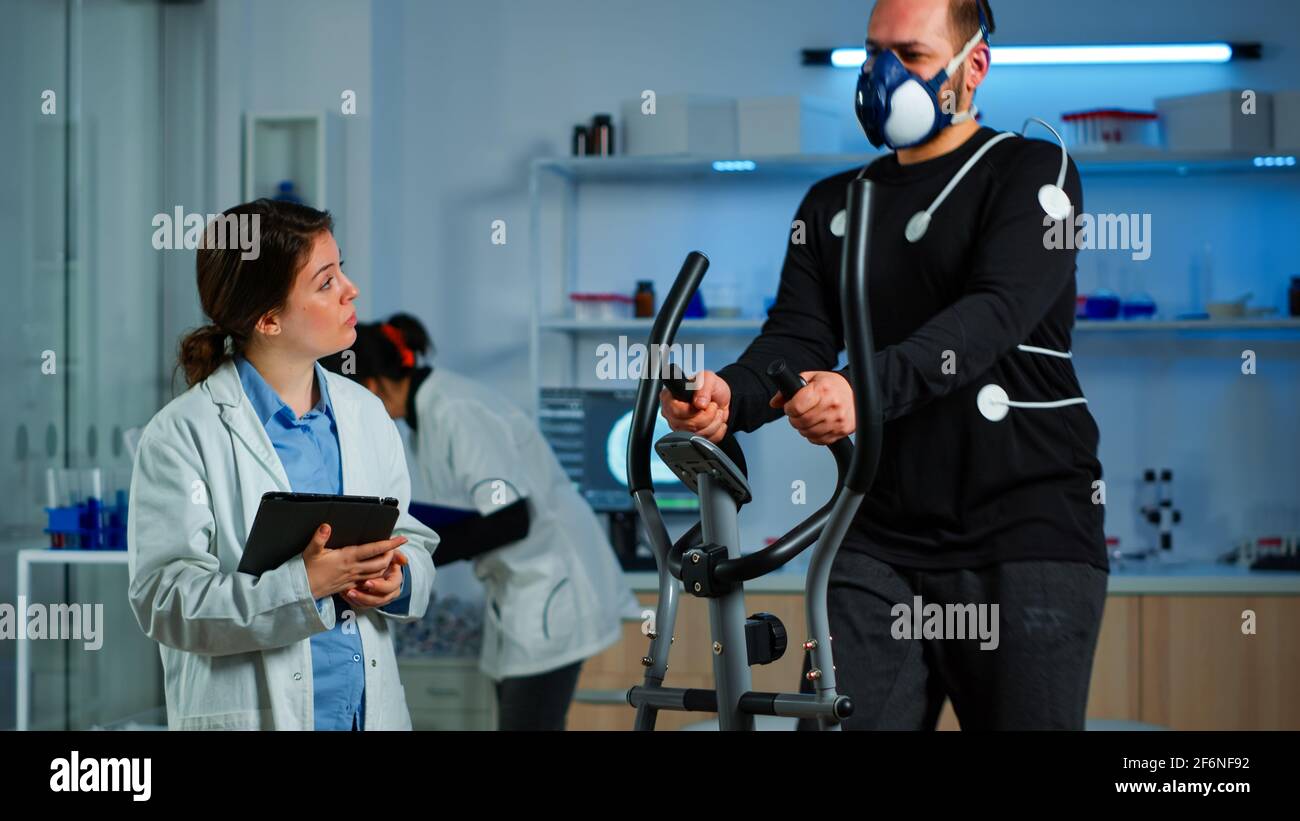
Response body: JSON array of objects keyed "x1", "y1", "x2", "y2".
[
  {"x1": 951, "y1": 104, "x2": 979, "y2": 125},
  {"x1": 931, "y1": 29, "x2": 985, "y2": 129},
  {"x1": 944, "y1": 28, "x2": 986, "y2": 77}
]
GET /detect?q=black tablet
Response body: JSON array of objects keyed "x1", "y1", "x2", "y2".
[{"x1": 237, "y1": 492, "x2": 401, "y2": 576}]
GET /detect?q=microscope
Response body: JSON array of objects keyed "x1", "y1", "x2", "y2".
[{"x1": 1113, "y1": 468, "x2": 1182, "y2": 566}]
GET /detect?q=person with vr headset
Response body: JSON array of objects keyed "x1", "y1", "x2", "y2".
[{"x1": 660, "y1": 0, "x2": 1108, "y2": 730}]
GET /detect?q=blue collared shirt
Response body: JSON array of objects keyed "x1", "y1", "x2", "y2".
[{"x1": 236, "y1": 355, "x2": 408, "y2": 731}]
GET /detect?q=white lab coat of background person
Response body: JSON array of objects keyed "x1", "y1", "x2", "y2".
[
  {"x1": 127, "y1": 359, "x2": 439, "y2": 730},
  {"x1": 411, "y1": 368, "x2": 638, "y2": 680}
]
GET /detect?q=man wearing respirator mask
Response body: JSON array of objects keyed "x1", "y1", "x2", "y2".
[{"x1": 660, "y1": 0, "x2": 1107, "y2": 730}]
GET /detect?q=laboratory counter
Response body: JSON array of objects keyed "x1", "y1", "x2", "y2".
[
  {"x1": 622, "y1": 561, "x2": 1300, "y2": 595},
  {"x1": 562, "y1": 559, "x2": 1300, "y2": 730}
]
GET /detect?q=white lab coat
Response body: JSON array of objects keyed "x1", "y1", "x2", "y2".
[
  {"x1": 411, "y1": 369, "x2": 637, "y2": 680},
  {"x1": 127, "y1": 358, "x2": 438, "y2": 730}
]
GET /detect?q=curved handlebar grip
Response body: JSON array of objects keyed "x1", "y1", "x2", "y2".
[
  {"x1": 711, "y1": 182, "x2": 882, "y2": 585},
  {"x1": 628, "y1": 252, "x2": 709, "y2": 495},
  {"x1": 662, "y1": 362, "x2": 695, "y2": 405},
  {"x1": 702, "y1": 358, "x2": 854, "y2": 583},
  {"x1": 841, "y1": 179, "x2": 883, "y2": 494},
  {"x1": 768, "y1": 358, "x2": 852, "y2": 481},
  {"x1": 765, "y1": 359, "x2": 806, "y2": 404}
]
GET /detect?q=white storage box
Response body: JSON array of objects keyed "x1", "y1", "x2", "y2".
[
  {"x1": 737, "y1": 96, "x2": 842, "y2": 155},
  {"x1": 621, "y1": 94, "x2": 737, "y2": 156},
  {"x1": 1061, "y1": 109, "x2": 1159, "y2": 150},
  {"x1": 1155, "y1": 89, "x2": 1273, "y2": 152},
  {"x1": 569, "y1": 292, "x2": 634, "y2": 320},
  {"x1": 1273, "y1": 90, "x2": 1300, "y2": 153}
]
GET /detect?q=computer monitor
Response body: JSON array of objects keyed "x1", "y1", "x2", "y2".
[{"x1": 539, "y1": 388, "x2": 699, "y2": 513}]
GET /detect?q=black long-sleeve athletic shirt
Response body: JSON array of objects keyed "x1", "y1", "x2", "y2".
[{"x1": 717, "y1": 126, "x2": 1107, "y2": 571}]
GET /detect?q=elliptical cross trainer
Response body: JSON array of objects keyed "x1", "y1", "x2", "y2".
[{"x1": 625, "y1": 179, "x2": 883, "y2": 730}]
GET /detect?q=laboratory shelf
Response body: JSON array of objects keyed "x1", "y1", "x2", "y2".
[
  {"x1": 533, "y1": 153, "x2": 874, "y2": 182},
  {"x1": 1075, "y1": 318, "x2": 1300, "y2": 333},
  {"x1": 540, "y1": 317, "x2": 764, "y2": 334},
  {"x1": 532, "y1": 149, "x2": 1300, "y2": 183},
  {"x1": 1071, "y1": 148, "x2": 1300, "y2": 176},
  {"x1": 17, "y1": 547, "x2": 130, "y2": 564},
  {"x1": 528, "y1": 145, "x2": 1300, "y2": 412},
  {"x1": 15, "y1": 548, "x2": 131, "y2": 731},
  {"x1": 539, "y1": 316, "x2": 1300, "y2": 336},
  {"x1": 622, "y1": 562, "x2": 1300, "y2": 595}
]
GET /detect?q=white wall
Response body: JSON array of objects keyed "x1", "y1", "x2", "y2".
[{"x1": 209, "y1": 0, "x2": 375, "y2": 319}]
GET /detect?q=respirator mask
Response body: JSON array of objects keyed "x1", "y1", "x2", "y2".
[{"x1": 855, "y1": 4, "x2": 992, "y2": 150}]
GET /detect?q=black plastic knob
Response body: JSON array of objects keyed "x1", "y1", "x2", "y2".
[
  {"x1": 835, "y1": 695, "x2": 855, "y2": 719},
  {"x1": 766, "y1": 359, "x2": 806, "y2": 404},
  {"x1": 662, "y1": 362, "x2": 695, "y2": 405},
  {"x1": 766, "y1": 615, "x2": 788, "y2": 659},
  {"x1": 746, "y1": 612, "x2": 787, "y2": 665}
]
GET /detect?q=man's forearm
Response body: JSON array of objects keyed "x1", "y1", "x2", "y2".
[
  {"x1": 716, "y1": 188, "x2": 842, "y2": 433},
  {"x1": 716, "y1": 360, "x2": 781, "y2": 435}
]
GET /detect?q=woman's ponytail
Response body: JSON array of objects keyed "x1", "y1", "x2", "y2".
[{"x1": 176, "y1": 324, "x2": 230, "y2": 388}]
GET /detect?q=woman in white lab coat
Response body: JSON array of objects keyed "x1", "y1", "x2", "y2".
[
  {"x1": 127, "y1": 200, "x2": 438, "y2": 730},
  {"x1": 321, "y1": 314, "x2": 637, "y2": 731}
]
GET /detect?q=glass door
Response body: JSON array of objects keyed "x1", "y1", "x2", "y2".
[
  {"x1": 1, "y1": 0, "x2": 184, "y2": 730},
  {"x1": 0, "y1": 0, "x2": 72, "y2": 729}
]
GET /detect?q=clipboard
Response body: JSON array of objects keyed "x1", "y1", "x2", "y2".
[
  {"x1": 408, "y1": 501, "x2": 480, "y2": 530},
  {"x1": 237, "y1": 491, "x2": 401, "y2": 576}
]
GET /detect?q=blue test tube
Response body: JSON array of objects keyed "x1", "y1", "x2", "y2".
[{"x1": 85, "y1": 468, "x2": 103, "y2": 550}]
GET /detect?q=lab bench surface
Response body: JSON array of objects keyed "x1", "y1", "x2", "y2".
[{"x1": 570, "y1": 561, "x2": 1300, "y2": 730}]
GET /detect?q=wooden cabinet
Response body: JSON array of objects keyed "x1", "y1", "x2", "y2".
[
  {"x1": 1089, "y1": 595, "x2": 1145, "y2": 721},
  {"x1": 569, "y1": 592, "x2": 1300, "y2": 731},
  {"x1": 1139, "y1": 596, "x2": 1300, "y2": 730}
]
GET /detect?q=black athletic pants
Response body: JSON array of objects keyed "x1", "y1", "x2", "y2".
[
  {"x1": 797, "y1": 550, "x2": 1108, "y2": 730},
  {"x1": 495, "y1": 660, "x2": 585, "y2": 731}
]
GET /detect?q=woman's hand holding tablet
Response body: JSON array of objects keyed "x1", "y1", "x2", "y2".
[
  {"x1": 344, "y1": 549, "x2": 409, "y2": 609},
  {"x1": 302, "y1": 523, "x2": 408, "y2": 600}
]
